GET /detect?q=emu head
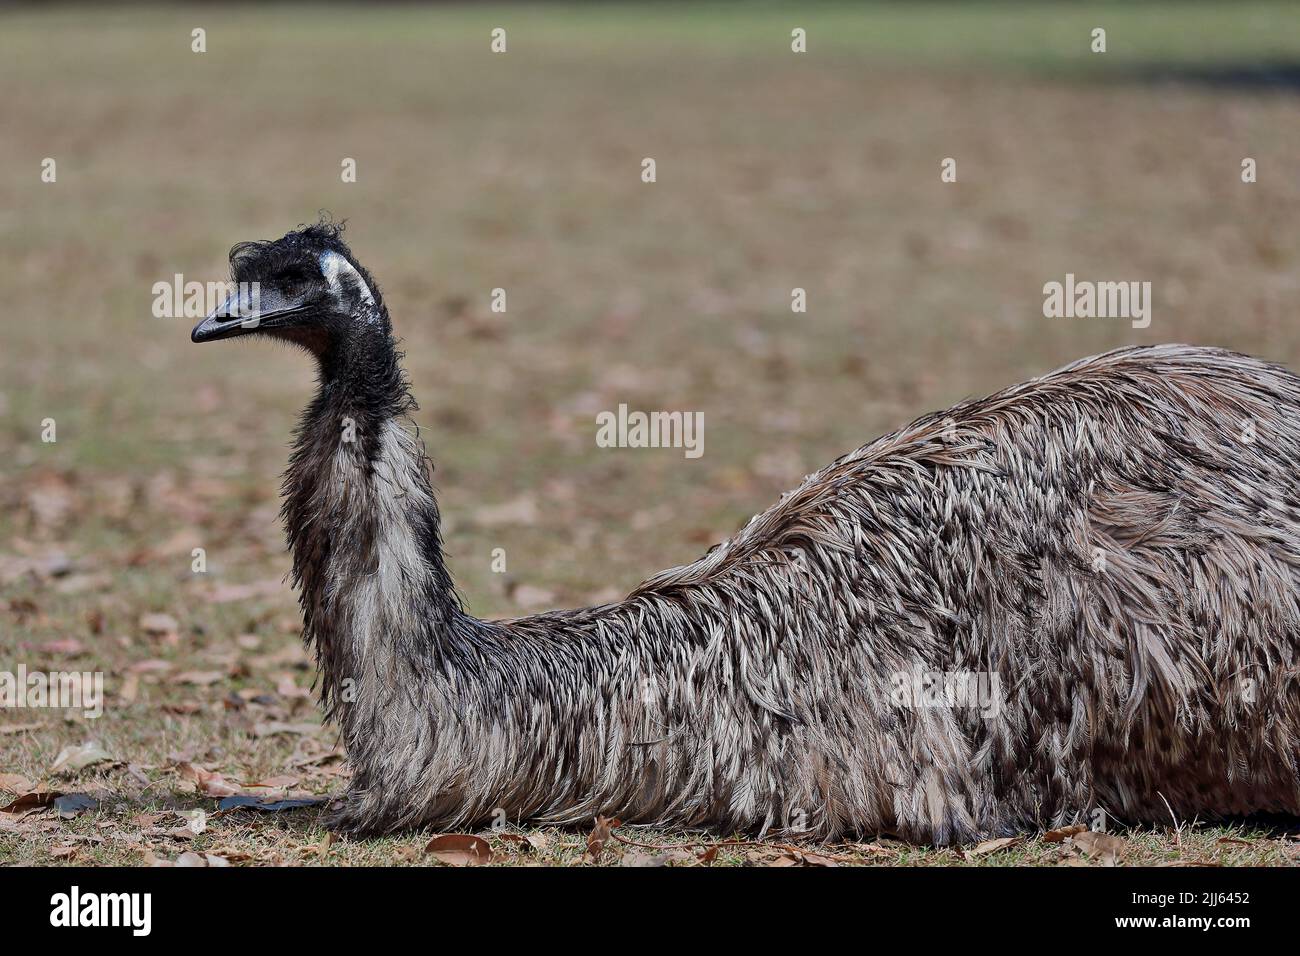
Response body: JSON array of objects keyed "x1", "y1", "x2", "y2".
[{"x1": 191, "y1": 221, "x2": 385, "y2": 356}]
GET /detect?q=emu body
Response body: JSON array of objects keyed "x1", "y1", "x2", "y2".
[{"x1": 195, "y1": 225, "x2": 1300, "y2": 842}]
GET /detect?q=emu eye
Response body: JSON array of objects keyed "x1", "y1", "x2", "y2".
[{"x1": 279, "y1": 274, "x2": 310, "y2": 297}]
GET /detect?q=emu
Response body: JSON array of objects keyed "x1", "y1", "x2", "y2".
[{"x1": 191, "y1": 222, "x2": 1300, "y2": 843}]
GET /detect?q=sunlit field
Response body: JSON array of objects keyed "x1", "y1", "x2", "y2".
[{"x1": 3, "y1": 2, "x2": 1300, "y2": 866}]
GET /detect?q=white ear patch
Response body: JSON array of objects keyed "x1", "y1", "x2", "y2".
[{"x1": 319, "y1": 250, "x2": 377, "y2": 314}]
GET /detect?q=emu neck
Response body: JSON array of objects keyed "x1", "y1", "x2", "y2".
[
  {"x1": 314, "y1": 325, "x2": 412, "y2": 430},
  {"x1": 282, "y1": 327, "x2": 463, "y2": 723}
]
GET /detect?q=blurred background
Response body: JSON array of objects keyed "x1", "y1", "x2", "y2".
[{"x1": 1, "y1": 3, "x2": 1299, "y2": 857}]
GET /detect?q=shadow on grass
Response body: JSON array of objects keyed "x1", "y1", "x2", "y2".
[
  {"x1": 1124, "y1": 60, "x2": 1300, "y2": 92},
  {"x1": 1216, "y1": 812, "x2": 1300, "y2": 837},
  {"x1": 83, "y1": 788, "x2": 336, "y2": 836}
]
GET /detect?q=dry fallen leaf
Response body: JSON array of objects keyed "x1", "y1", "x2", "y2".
[
  {"x1": 176, "y1": 763, "x2": 242, "y2": 797},
  {"x1": 772, "y1": 849, "x2": 839, "y2": 867},
  {"x1": 162, "y1": 702, "x2": 203, "y2": 716},
  {"x1": 425, "y1": 834, "x2": 492, "y2": 866},
  {"x1": 174, "y1": 809, "x2": 207, "y2": 835},
  {"x1": 173, "y1": 670, "x2": 225, "y2": 686},
  {"x1": 197, "y1": 774, "x2": 243, "y2": 798},
  {"x1": 288, "y1": 744, "x2": 345, "y2": 769},
  {"x1": 964, "y1": 836, "x2": 1022, "y2": 860},
  {"x1": 57, "y1": 573, "x2": 112, "y2": 596},
  {"x1": 40, "y1": 638, "x2": 84, "y2": 655},
  {"x1": 0, "y1": 773, "x2": 33, "y2": 792},
  {"x1": 247, "y1": 775, "x2": 300, "y2": 790},
  {"x1": 1072, "y1": 830, "x2": 1127, "y2": 864},
  {"x1": 274, "y1": 674, "x2": 311, "y2": 699},
  {"x1": 586, "y1": 816, "x2": 621, "y2": 860},
  {"x1": 248, "y1": 644, "x2": 308, "y2": 669},
  {"x1": 157, "y1": 826, "x2": 197, "y2": 842},
  {"x1": 50, "y1": 741, "x2": 113, "y2": 775},
  {"x1": 0, "y1": 789, "x2": 61, "y2": 815},
  {"x1": 206, "y1": 579, "x2": 285, "y2": 603},
  {"x1": 1043, "y1": 824, "x2": 1088, "y2": 843},
  {"x1": 251, "y1": 722, "x2": 320, "y2": 738},
  {"x1": 127, "y1": 659, "x2": 173, "y2": 674},
  {"x1": 139, "y1": 612, "x2": 179, "y2": 636}
]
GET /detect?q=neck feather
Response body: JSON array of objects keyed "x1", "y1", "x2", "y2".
[{"x1": 282, "y1": 324, "x2": 464, "y2": 721}]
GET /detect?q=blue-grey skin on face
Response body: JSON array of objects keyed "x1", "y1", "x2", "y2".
[{"x1": 191, "y1": 250, "x2": 375, "y2": 344}]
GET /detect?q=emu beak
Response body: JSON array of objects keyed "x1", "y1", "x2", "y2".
[{"x1": 190, "y1": 287, "x2": 308, "y2": 343}]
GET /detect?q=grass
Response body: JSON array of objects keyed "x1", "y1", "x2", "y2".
[{"x1": 3, "y1": 1, "x2": 1300, "y2": 866}]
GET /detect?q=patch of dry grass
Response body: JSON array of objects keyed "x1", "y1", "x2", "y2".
[
  {"x1": 3, "y1": 2, "x2": 1300, "y2": 866},
  {"x1": 5, "y1": 761, "x2": 1299, "y2": 867}
]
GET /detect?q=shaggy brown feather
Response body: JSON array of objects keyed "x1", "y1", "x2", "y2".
[{"x1": 278, "y1": 341, "x2": 1300, "y2": 842}]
